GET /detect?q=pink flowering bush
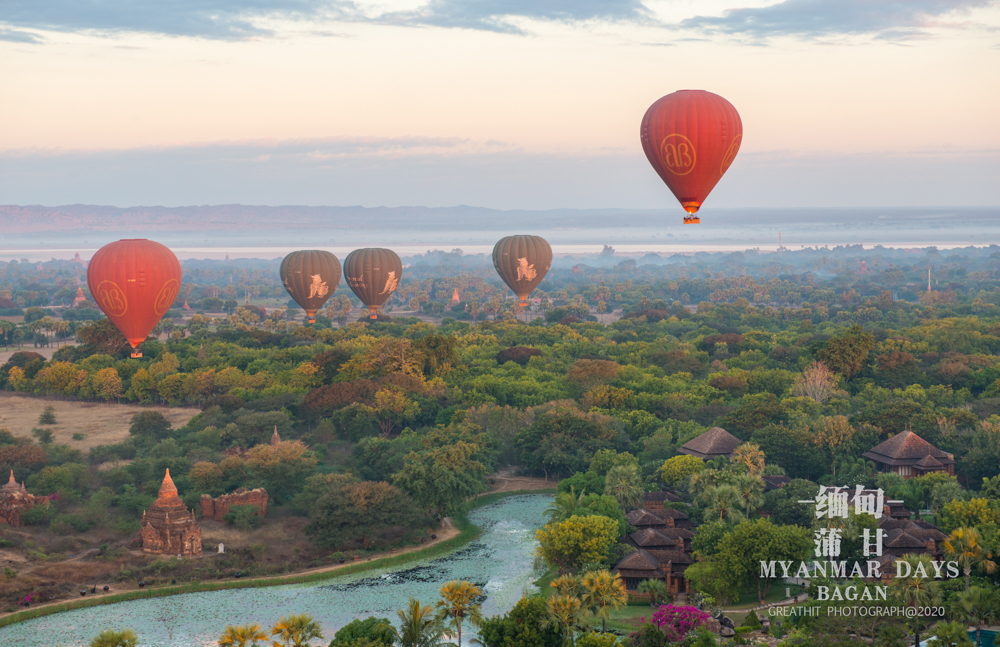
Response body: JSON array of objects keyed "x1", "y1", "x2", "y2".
[{"x1": 649, "y1": 604, "x2": 711, "y2": 642}]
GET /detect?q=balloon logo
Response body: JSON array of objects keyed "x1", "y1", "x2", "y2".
[
  {"x1": 641, "y1": 89, "x2": 742, "y2": 224},
  {"x1": 96, "y1": 281, "x2": 128, "y2": 317},
  {"x1": 87, "y1": 239, "x2": 182, "y2": 358},
  {"x1": 660, "y1": 134, "x2": 696, "y2": 175},
  {"x1": 154, "y1": 279, "x2": 180, "y2": 316}
]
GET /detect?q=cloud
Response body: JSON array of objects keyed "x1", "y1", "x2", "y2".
[
  {"x1": 0, "y1": 28, "x2": 44, "y2": 43},
  {"x1": 379, "y1": 0, "x2": 653, "y2": 34},
  {"x1": 680, "y1": 0, "x2": 997, "y2": 41},
  {"x1": 0, "y1": 0, "x2": 356, "y2": 40}
]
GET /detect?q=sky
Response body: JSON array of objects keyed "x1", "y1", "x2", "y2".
[{"x1": 2, "y1": 0, "x2": 999, "y2": 210}]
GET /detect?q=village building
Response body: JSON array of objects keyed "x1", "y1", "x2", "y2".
[
  {"x1": 614, "y1": 548, "x2": 693, "y2": 595},
  {"x1": 677, "y1": 427, "x2": 741, "y2": 461},
  {"x1": 141, "y1": 469, "x2": 203, "y2": 556},
  {"x1": 201, "y1": 487, "x2": 269, "y2": 522},
  {"x1": 642, "y1": 490, "x2": 683, "y2": 510},
  {"x1": 617, "y1": 505, "x2": 697, "y2": 597},
  {"x1": 861, "y1": 429, "x2": 954, "y2": 479},
  {"x1": 0, "y1": 471, "x2": 48, "y2": 527}
]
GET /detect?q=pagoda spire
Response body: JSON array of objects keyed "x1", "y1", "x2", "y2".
[
  {"x1": 158, "y1": 469, "x2": 179, "y2": 499},
  {"x1": 271, "y1": 426, "x2": 281, "y2": 446}
]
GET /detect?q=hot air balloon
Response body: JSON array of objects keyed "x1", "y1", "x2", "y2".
[
  {"x1": 492, "y1": 235, "x2": 552, "y2": 306},
  {"x1": 343, "y1": 248, "x2": 403, "y2": 319},
  {"x1": 86, "y1": 239, "x2": 181, "y2": 358},
  {"x1": 640, "y1": 90, "x2": 742, "y2": 224},
  {"x1": 279, "y1": 250, "x2": 341, "y2": 323}
]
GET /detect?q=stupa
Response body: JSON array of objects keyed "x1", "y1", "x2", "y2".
[
  {"x1": 141, "y1": 469, "x2": 203, "y2": 556},
  {"x1": 0, "y1": 471, "x2": 48, "y2": 527}
]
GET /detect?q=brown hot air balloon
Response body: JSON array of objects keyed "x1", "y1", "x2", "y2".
[
  {"x1": 343, "y1": 248, "x2": 403, "y2": 319},
  {"x1": 86, "y1": 239, "x2": 182, "y2": 358},
  {"x1": 492, "y1": 235, "x2": 552, "y2": 306},
  {"x1": 280, "y1": 250, "x2": 341, "y2": 324}
]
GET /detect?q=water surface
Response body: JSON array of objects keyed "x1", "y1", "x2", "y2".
[{"x1": 0, "y1": 494, "x2": 550, "y2": 647}]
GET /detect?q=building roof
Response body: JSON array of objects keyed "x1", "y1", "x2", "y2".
[
  {"x1": 885, "y1": 529, "x2": 929, "y2": 550},
  {"x1": 626, "y1": 509, "x2": 667, "y2": 528},
  {"x1": 653, "y1": 508, "x2": 689, "y2": 520},
  {"x1": 629, "y1": 528, "x2": 677, "y2": 549},
  {"x1": 644, "y1": 491, "x2": 683, "y2": 503},
  {"x1": 2, "y1": 471, "x2": 19, "y2": 492},
  {"x1": 862, "y1": 430, "x2": 954, "y2": 467},
  {"x1": 762, "y1": 475, "x2": 791, "y2": 491},
  {"x1": 678, "y1": 427, "x2": 742, "y2": 460},
  {"x1": 614, "y1": 549, "x2": 662, "y2": 573},
  {"x1": 914, "y1": 454, "x2": 944, "y2": 469}
]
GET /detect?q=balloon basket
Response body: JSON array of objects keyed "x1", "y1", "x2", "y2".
[
  {"x1": 130, "y1": 349, "x2": 143, "y2": 359},
  {"x1": 683, "y1": 216, "x2": 700, "y2": 224},
  {"x1": 308, "y1": 318, "x2": 315, "y2": 324}
]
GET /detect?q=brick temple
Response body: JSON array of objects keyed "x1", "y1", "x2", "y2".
[
  {"x1": 0, "y1": 471, "x2": 48, "y2": 527},
  {"x1": 141, "y1": 469, "x2": 203, "y2": 556},
  {"x1": 201, "y1": 487, "x2": 268, "y2": 522}
]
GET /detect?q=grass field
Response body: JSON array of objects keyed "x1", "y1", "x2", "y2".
[{"x1": 0, "y1": 394, "x2": 200, "y2": 450}]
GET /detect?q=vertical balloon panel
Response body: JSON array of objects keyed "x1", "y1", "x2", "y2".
[
  {"x1": 280, "y1": 250, "x2": 341, "y2": 323},
  {"x1": 86, "y1": 239, "x2": 182, "y2": 358},
  {"x1": 343, "y1": 248, "x2": 403, "y2": 319},
  {"x1": 492, "y1": 235, "x2": 552, "y2": 305}
]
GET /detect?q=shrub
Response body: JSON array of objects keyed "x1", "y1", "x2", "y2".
[
  {"x1": 742, "y1": 609, "x2": 761, "y2": 629},
  {"x1": 224, "y1": 504, "x2": 264, "y2": 530},
  {"x1": 31, "y1": 428, "x2": 53, "y2": 444},
  {"x1": 38, "y1": 406, "x2": 57, "y2": 425},
  {"x1": 495, "y1": 347, "x2": 542, "y2": 366}
]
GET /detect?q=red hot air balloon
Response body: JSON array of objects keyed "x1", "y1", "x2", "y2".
[
  {"x1": 640, "y1": 90, "x2": 742, "y2": 224},
  {"x1": 87, "y1": 239, "x2": 182, "y2": 358}
]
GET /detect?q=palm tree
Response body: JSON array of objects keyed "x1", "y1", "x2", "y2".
[
  {"x1": 731, "y1": 443, "x2": 765, "y2": 477},
  {"x1": 950, "y1": 586, "x2": 1000, "y2": 647},
  {"x1": 270, "y1": 614, "x2": 324, "y2": 647},
  {"x1": 89, "y1": 630, "x2": 139, "y2": 647},
  {"x1": 551, "y1": 574, "x2": 582, "y2": 597},
  {"x1": 395, "y1": 598, "x2": 445, "y2": 647},
  {"x1": 701, "y1": 484, "x2": 745, "y2": 525},
  {"x1": 219, "y1": 624, "x2": 269, "y2": 647},
  {"x1": 543, "y1": 594, "x2": 585, "y2": 647},
  {"x1": 926, "y1": 620, "x2": 974, "y2": 647},
  {"x1": 636, "y1": 579, "x2": 669, "y2": 608},
  {"x1": 893, "y1": 554, "x2": 941, "y2": 647},
  {"x1": 603, "y1": 465, "x2": 644, "y2": 512},
  {"x1": 546, "y1": 488, "x2": 586, "y2": 523},
  {"x1": 436, "y1": 580, "x2": 483, "y2": 647},
  {"x1": 944, "y1": 527, "x2": 998, "y2": 591},
  {"x1": 731, "y1": 473, "x2": 765, "y2": 518},
  {"x1": 580, "y1": 570, "x2": 628, "y2": 633}
]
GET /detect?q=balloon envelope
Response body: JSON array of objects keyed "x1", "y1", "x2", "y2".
[
  {"x1": 280, "y1": 250, "x2": 341, "y2": 323},
  {"x1": 640, "y1": 89, "x2": 742, "y2": 223},
  {"x1": 492, "y1": 235, "x2": 552, "y2": 305},
  {"x1": 343, "y1": 248, "x2": 403, "y2": 319},
  {"x1": 86, "y1": 239, "x2": 181, "y2": 357}
]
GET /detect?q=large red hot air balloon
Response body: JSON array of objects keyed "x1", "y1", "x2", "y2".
[
  {"x1": 641, "y1": 90, "x2": 742, "y2": 224},
  {"x1": 87, "y1": 239, "x2": 181, "y2": 358}
]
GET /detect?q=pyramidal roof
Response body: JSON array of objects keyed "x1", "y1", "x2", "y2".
[
  {"x1": 862, "y1": 429, "x2": 954, "y2": 467},
  {"x1": 679, "y1": 427, "x2": 741, "y2": 460}
]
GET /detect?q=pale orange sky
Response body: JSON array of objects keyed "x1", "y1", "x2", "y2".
[{"x1": 1, "y1": 0, "x2": 999, "y2": 207}]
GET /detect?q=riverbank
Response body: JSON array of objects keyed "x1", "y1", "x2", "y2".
[{"x1": 0, "y1": 488, "x2": 554, "y2": 630}]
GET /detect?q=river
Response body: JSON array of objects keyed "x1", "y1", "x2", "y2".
[{"x1": 0, "y1": 494, "x2": 551, "y2": 647}]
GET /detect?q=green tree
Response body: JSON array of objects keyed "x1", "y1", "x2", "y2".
[
  {"x1": 535, "y1": 514, "x2": 619, "y2": 574},
  {"x1": 944, "y1": 527, "x2": 998, "y2": 591},
  {"x1": 219, "y1": 623, "x2": 269, "y2": 647},
  {"x1": 817, "y1": 325, "x2": 876, "y2": 378},
  {"x1": 602, "y1": 464, "x2": 643, "y2": 512},
  {"x1": 270, "y1": 614, "x2": 325, "y2": 647},
  {"x1": 579, "y1": 570, "x2": 628, "y2": 632},
  {"x1": 893, "y1": 554, "x2": 942, "y2": 647},
  {"x1": 328, "y1": 617, "x2": 395, "y2": 647},
  {"x1": 478, "y1": 596, "x2": 561, "y2": 647},
  {"x1": 659, "y1": 455, "x2": 704, "y2": 487},
  {"x1": 89, "y1": 629, "x2": 139, "y2": 647},
  {"x1": 393, "y1": 442, "x2": 486, "y2": 517},
  {"x1": 306, "y1": 480, "x2": 426, "y2": 549},
  {"x1": 636, "y1": 579, "x2": 669, "y2": 607},
  {"x1": 715, "y1": 518, "x2": 812, "y2": 604},
  {"x1": 543, "y1": 595, "x2": 585, "y2": 647},
  {"x1": 435, "y1": 580, "x2": 483, "y2": 647},
  {"x1": 38, "y1": 406, "x2": 56, "y2": 425},
  {"x1": 700, "y1": 484, "x2": 745, "y2": 525},
  {"x1": 731, "y1": 473, "x2": 765, "y2": 518},
  {"x1": 926, "y1": 621, "x2": 974, "y2": 647},
  {"x1": 394, "y1": 599, "x2": 445, "y2": 647},
  {"x1": 950, "y1": 586, "x2": 1000, "y2": 647}
]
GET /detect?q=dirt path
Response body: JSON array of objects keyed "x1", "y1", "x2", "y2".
[{"x1": 485, "y1": 472, "x2": 553, "y2": 494}]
